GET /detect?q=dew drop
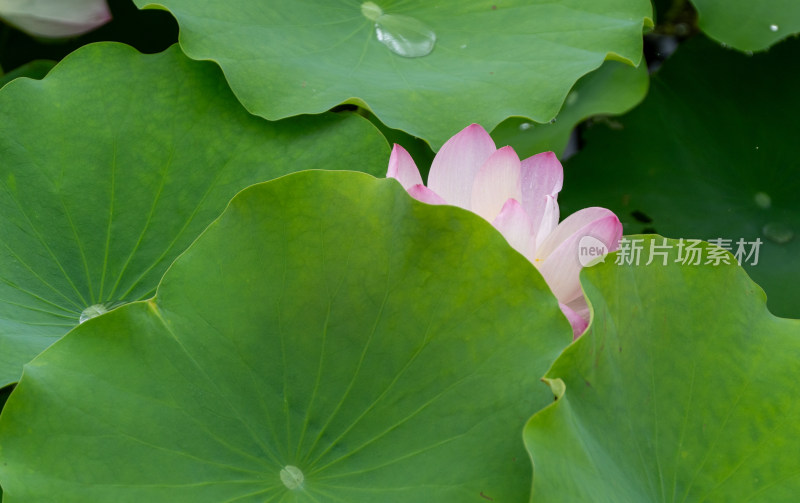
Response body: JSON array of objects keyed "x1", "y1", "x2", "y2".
[
  {"x1": 280, "y1": 465, "x2": 304, "y2": 490},
  {"x1": 518, "y1": 122, "x2": 532, "y2": 131},
  {"x1": 566, "y1": 91, "x2": 579, "y2": 107},
  {"x1": 374, "y1": 16, "x2": 436, "y2": 57},
  {"x1": 770, "y1": 24, "x2": 779, "y2": 32},
  {"x1": 361, "y1": 1, "x2": 382, "y2": 21},
  {"x1": 762, "y1": 222, "x2": 794, "y2": 244},
  {"x1": 79, "y1": 303, "x2": 110, "y2": 324},
  {"x1": 79, "y1": 301, "x2": 127, "y2": 324},
  {"x1": 753, "y1": 191, "x2": 771, "y2": 209},
  {"x1": 362, "y1": 2, "x2": 436, "y2": 58}
]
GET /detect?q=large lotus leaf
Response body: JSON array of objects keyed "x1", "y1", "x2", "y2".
[
  {"x1": 133, "y1": 0, "x2": 652, "y2": 149},
  {"x1": 491, "y1": 59, "x2": 649, "y2": 159},
  {"x1": 0, "y1": 42, "x2": 389, "y2": 387},
  {"x1": 524, "y1": 236, "x2": 800, "y2": 500},
  {"x1": 691, "y1": 0, "x2": 800, "y2": 52},
  {"x1": 560, "y1": 35, "x2": 800, "y2": 318},
  {"x1": 0, "y1": 170, "x2": 570, "y2": 502}
]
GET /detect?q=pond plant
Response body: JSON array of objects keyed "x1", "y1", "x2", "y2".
[{"x1": 0, "y1": 0, "x2": 798, "y2": 501}]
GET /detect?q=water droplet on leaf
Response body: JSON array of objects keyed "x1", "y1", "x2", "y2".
[
  {"x1": 374, "y1": 15, "x2": 436, "y2": 58},
  {"x1": 361, "y1": 1, "x2": 382, "y2": 21},
  {"x1": 79, "y1": 301, "x2": 127, "y2": 324},
  {"x1": 518, "y1": 122, "x2": 532, "y2": 131},
  {"x1": 770, "y1": 24, "x2": 779, "y2": 32},
  {"x1": 566, "y1": 91, "x2": 579, "y2": 107},
  {"x1": 79, "y1": 303, "x2": 110, "y2": 324},
  {"x1": 280, "y1": 465, "x2": 304, "y2": 490},
  {"x1": 754, "y1": 192, "x2": 771, "y2": 209},
  {"x1": 362, "y1": 2, "x2": 435, "y2": 58},
  {"x1": 762, "y1": 222, "x2": 794, "y2": 244}
]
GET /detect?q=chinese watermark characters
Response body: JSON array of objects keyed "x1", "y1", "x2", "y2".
[{"x1": 613, "y1": 237, "x2": 762, "y2": 266}]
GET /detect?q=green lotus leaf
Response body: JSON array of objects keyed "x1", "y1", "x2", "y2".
[
  {"x1": 133, "y1": 0, "x2": 652, "y2": 149},
  {"x1": 0, "y1": 42, "x2": 389, "y2": 387},
  {"x1": 560, "y1": 35, "x2": 800, "y2": 318},
  {"x1": 691, "y1": 0, "x2": 800, "y2": 52},
  {"x1": 491, "y1": 59, "x2": 649, "y2": 158},
  {"x1": 0, "y1": 171, "x2": 570, "y2": 502},
  {"x1": 524, "y1": 236, "x2": 800, "y2": 500}
]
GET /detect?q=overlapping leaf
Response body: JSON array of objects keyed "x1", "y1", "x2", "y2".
[
  {"x1": 691, "y1": 0, "x2": 800, "y2": 52},
  {"x1": 0, "y1": 60, "x2": 55, "y2": 88},
  {"x1": 525, "y1": 236, "x2": 800, "y2": 501},
  {"x1": 0, "y1": 42, "x2": 389, "y2": 387},
  {"x1": 133, "y1": 0, "x2": 652, "y2": 149},
  {"x1": 492, "y1": 60, "x2": 648, "y2": 159},
  {"x1": 561, "y1": 35, "x2": 800, "y2": 317},
  {"x1": 0, "y1": 171, "x2": 571, "y2": 502}
]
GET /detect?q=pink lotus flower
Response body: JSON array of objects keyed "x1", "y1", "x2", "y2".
[
  {"x1": 0, "y1": 0, "x2": 111, "y2": 38},
  {"x1": 387, "y1": 124, "x2": 622, "y2": 338}
]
